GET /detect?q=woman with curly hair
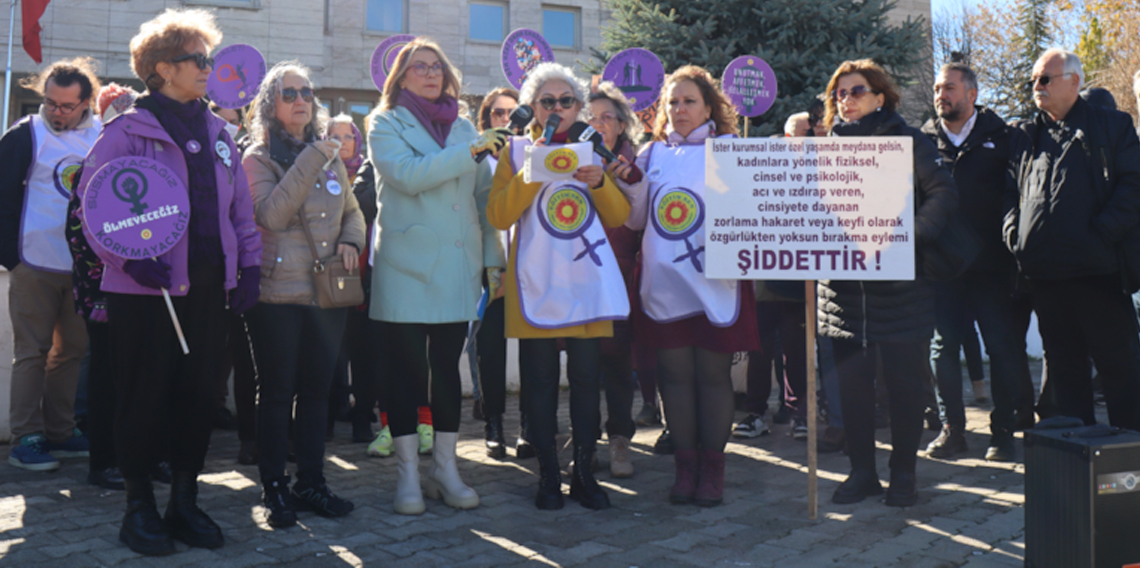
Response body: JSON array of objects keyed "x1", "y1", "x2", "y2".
[{"x1": 624, "y1": 66, "x2": 759, "y2": 507}]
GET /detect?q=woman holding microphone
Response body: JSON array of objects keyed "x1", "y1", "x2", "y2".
[
  {"x1": 76, "y1": 8, "x2": 262, "y2": 554},
  {"x1": 367, "y1": 37, "x2": 508, "y2": 515},
  {"x1": 624, "y1": 65, "x2": 758, "y2": 507},
  {"x1": 242, "y1": 61, "x2": 366, "y2": 528},
  {"x1": 487, "y1": 62, "x2": 631, "y2": 511}
]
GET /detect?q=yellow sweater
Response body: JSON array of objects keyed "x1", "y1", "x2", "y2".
[{"x1": 487, "y1": 139, "x2": 631, "y2": 339}]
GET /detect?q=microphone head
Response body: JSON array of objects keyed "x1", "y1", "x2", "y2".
[
  {"x1": 543, "y1": 113, "x2": 562, "y2": 129},
  {"x1": 508, "y1": 105, "x2": 534, "y2": 130},
  {"x1": 566, "y1": 121, "x2": 590, "y2": 142}
]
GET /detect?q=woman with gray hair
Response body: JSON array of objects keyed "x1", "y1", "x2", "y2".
[
  {"x1": 487, "y1": 63, "x2": 631, "y2": 510},
  {"x1": 241, "y1": 61, "x2": 366, "y2": 528}
]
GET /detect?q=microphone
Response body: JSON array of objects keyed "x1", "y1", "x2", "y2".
[
  {"x1": 475, "y1": 105, "x2": 536, "y2": 163},
  {"x1": 569, "y1": 123, "x2": 618, "y2": 163},
  {"x1": 541, "y1": 114, "x2": 562, "y2": 144}
]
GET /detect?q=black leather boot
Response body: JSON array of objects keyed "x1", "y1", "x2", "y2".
[
  {"x1": 515, "y1": 414, "x2": 535, "y2": 459},
  {"x1": 534, "y1": 445, "x2": 564, "y2": 510},
  {"x1": 120, "y1": 477, "x2": 174, "y2": 556},
  {"x1": 164, "y1": 471, "x2": 223, "y2": 549},
  {"x1": 485, "y1": 414, "x2": 506, "y2": 459},
  {"x1": 568, "y1": 445, "x2": 610, "y2": 510}
]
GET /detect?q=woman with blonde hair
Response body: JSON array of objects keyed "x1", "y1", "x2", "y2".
[
  {"x1": 242, "y1": 61, "x2": 365, "y2": 528},
  {"x1": 624, "y1": 65, "x2": 758, "y2": 507},
  {"x1": 76, "y1": 8, "x2": 262, "y2": 555},
  {"x1": 367, "y1": 37, "x2": 508, "y2": 515},
  {"x1": 488, "y1": 62, "x2": 631, "y2": 510}
]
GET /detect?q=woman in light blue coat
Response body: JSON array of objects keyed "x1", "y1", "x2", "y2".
[{"x1": 366, "y1": 37, "x2": 510, "y2": 516}]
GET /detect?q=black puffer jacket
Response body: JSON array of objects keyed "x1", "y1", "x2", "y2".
[
  {"x1": 818, "y1": 110, "x2": 959, "y2": 344},
  {"x1": 921, "y1": 107, "x2": 1027, "y2": 274}
]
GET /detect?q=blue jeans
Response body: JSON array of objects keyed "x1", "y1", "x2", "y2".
[{"x1": 930, "y1": 272, "x2": 1028, "y2": 438}]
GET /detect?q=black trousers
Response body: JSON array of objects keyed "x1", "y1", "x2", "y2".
[
  {"x1": 342, "y1": 308, "x2": 385, "y2": 424},
  {"x1": 520, "y1": 338, "x2": 600, "y2": 453},
  {"x1": 247, "y1": 303, "x2": 347, "y2": 485},
  {"x1": 833, "y1": 339, "x2": 928, "y2": 475},
  {"x1": 1033, "y1": 275, "x2": 1140, "y2": 430},
  {"x1": 85, "y1": 320, "x2": 116, "y2": 472},
  {"x1": 600, "y1": 325, "x2": 636, "y2": 438},
  {"x1": 107, "y1": 265, "x2": 227, "y2": 479},
  {"x1": 380, "y1": 321, "x2": 467, "y2": 437},
  {"x1": 475, "y1": 298, "x2": 520, "y2": 417},
  {"x1": 219, "y1": 313, "x2": 258, "y2": 442},
  {"x1": 746, "y1": 301, "x2": 807, "y2": 418}
]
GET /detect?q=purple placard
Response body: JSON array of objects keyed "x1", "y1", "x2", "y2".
[
  {"x1": 722, "y1": 55, "x2": 778, "y2": 117},
  {"x1": 601, "y1": 48, "x2": 665, "y2": 113},
  {"x1": 206, "y1": 44, "x2": 266, "y2": 109},
  {"x1": 371, "y1": 34, "x2": 417, "y2": 92},
  {"x1": 501, "y1": 28, "x2": 555, "y2": 90},
  {"x1": 82, "y1": 156, "x2": 190, "y2": 260}
]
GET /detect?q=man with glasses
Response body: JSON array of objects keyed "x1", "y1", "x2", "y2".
[
  {"x1": 1005, "y1": 49, "x2": 1140, "y2": 431},
  {"x1": 921, "y1": 62, "x2": 1032, "y2": 461},
  {"x1": 0, "y1": 58, "x2": 102, "y2": 470}
]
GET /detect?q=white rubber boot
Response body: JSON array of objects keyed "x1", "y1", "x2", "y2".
[
  {"x1": 423, "y1": 431, "x2": 479, "y2": 509},
  {"x1": 392, "y1": 435, "x2": 425, "y2": 515}
]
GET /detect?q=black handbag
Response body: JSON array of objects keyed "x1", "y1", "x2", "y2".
[{"x1": 921, "y1": 210, "x2": 983, "y2": 281}]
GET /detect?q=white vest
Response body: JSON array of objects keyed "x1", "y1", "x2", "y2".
[
  {"x1": 640, "y1": 140, "x2": 740, "y2": 325},
  {"x1": 510, "y1": 138, "x2": 629, "y2": 328},
  {"x1": 22, "y1": 114, "x2": 101, "y2": 272}
]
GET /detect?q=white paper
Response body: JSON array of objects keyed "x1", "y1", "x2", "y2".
[
  {"x1": 523, "y1": 142, "x2": 594, "y2": 184},
  {"x1": 704, "y1": 136, "x2": 915, "y2": 281}
]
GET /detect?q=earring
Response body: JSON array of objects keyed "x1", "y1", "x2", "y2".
[{"x1": 876, "y1": 107, "x2": 882, "y2": 112}]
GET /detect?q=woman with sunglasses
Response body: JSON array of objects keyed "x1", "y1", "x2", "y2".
[
  {"x1": 622, "y1": 66, "x2": 758, "y2": 507},
  {"x1": 75, "y1": 8, "x2": 262, "y2": 555},
  {"x1": 487, "y1": 62, "x2": 631, "y2": 511},
  {"x1": 472, "y1": 87, "x2": 535, "y2": 460},
  {"x1": 368, "y1": 37, "x2": 508, "y2": 516},
  {"x1": 819, "y1": 59, "x2": 957, "y2": 507},
  {"x1": 241, "y1": 61, "x2": 366, "y2": 528}
]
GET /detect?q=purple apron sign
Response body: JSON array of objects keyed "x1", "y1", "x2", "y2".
[
  {"x1": 722, "y1": 55, "x2": 777, "y2": 117},
  {"x1": 501, "y1": 29, "x2": 554, "y2": 90},
  {"x1": 601, "y1": 48, "x2": 665, "y2": 113},
  {"x1": 82, "y1": 156, "x2": 190, "y2": 260},
  {"x1": 206, "y1": 44, "x2": 266, "y2": 109},
  {"x1": 371, "y1": 34, "x2": 417, "y2": 91}
]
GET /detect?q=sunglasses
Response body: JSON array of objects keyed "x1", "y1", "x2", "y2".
[
  {"x1": 490, "y1": 108, "x2": 515, "y2": 118},
  {"x1": 1026, "y1": 72, "x2": 1071, "y2": 91},
  {"x1": 409, "y1": 62, "x2": 444, "y2": 77},
  {"x1": 172, "y1": 53, "x2": 215, "y2": 71},
  {"x1": 281, "y1": 86, "x2": 314, "y2": 104},
  {"x1": 831, "y1": 85, "x2": 873, "y2": 102},
  {"x1": 538, "y1": 96, "x2": 577, "y2": 110}
]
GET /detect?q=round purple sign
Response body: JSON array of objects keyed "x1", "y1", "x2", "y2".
[
  {"x1": 371, "y1": 34, "x2": 417, "y2": 92},
  {"x1": 82, "y1": 156, "x2": 190, "y2": 260},
  {"x1": 601, "y1": 48, "x2": 665, "y2": 113},
  {"x1": 206, "y1": 44, "x2": 266, "y2": 109},
  {"x1": 722, "y1": 55, "x2": 777, "y2": 117},
  {"x1": 501, "y1": 29, "x2": 555, "y2": 90}
]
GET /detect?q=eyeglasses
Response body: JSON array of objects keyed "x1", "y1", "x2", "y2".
[
  {"x1": 43, "y1": 98, "x2": 84, "y2": 115},
  {"x1": 831, "y1": 85, "x2": 873, "y2": 102},
  {"x1": 171, "y1": 53, "x2": 215, "y2": 71},
  {"x1": 538, "y1": 96, "x2": 577, "y2": 110},
  {"x1": 409, "y1": 62, "x2": 444, "y2": 77},
  {"x1": 1026, "y1": 72, "x2": 1072, "y2": 90},
  {"x1": 491, "y1": 108, "x2": 515, "y2": 118},
  {"x1": 591, "y1": 112, "x2": 619, "y2": 124},
  {"x1": 281, "y1": 86, "x2": 314, "y2": 104}
]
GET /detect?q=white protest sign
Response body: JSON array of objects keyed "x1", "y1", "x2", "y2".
[
  {"x1": 705, "y1": 136, "x2": 914, "y2": 280},
  {"x1": 523, "y1": 142, "x2": 594, "y2": 184}
]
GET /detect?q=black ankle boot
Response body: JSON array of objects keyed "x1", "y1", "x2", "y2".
[
  {"x1": 164, "y1": 471, "x2": 223, "y2": 549},
  {"x1": 515, "y1": 414, "x2": 535, "y2": 459},
  {"x1": 120, "y1": 477, "x2": 175, "y2": 556},
  {"x1": 485, "y1": 415, "x2": 507, "y2": 459},
  {"x1": 568, "y1": 445, "x2": 610, "y2": 510},
  {"x1": 534, "y1": 445, "x2": 564, "y2": 510}
]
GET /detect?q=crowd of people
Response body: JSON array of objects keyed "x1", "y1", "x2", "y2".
[{"x1": 3, "y1": 6, "x2": 1140, "y2": 558}]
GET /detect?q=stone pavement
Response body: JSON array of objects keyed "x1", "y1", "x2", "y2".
[{"x1": 0, "y1": 367, "x2": 1088, "y2": 567}]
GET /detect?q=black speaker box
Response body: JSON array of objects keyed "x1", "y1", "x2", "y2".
[{"x1": 1025, "y1": 424, "x2": 1140, "y2": 568}]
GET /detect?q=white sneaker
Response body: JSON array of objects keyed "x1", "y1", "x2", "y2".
[
  {"x1": 791, "y1": 417, "x2": 809, "y2": 440},
  {"x1": 733, "y1": 414, "x2": 770, "y2": 438}
]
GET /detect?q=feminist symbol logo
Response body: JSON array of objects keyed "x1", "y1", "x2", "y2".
[
  {"x1": 651, "y1": 187, "x2": 705, "y2": 273},
  {"x1": 538, "y1": 185, "x2": 606, "y2": 266},
  {"x1": 111, "y1": 168, "x2": 149, "y2": 215},
  {"x1": 216, "y1": 63, "x2": 250, "y2": 98}
]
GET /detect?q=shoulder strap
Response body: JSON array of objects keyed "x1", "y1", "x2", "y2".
[{"x1": 296, "y1": 205, "x2": 325, "y2": 273}]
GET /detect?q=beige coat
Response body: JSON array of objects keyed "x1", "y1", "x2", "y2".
[{"x1": 243, "y1": 133, "x2": 366, "y2": 306}]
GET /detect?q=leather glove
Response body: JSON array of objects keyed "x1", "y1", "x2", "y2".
[
  {"x1": 229, "y1": 265, "x2": 261, "y2": 315},
  {"x1": 123, "y1": 258, "x2": 172, "y2": 290},
  {"x1": 469, "y1": 128, "x2": 513, "y2": 160}
]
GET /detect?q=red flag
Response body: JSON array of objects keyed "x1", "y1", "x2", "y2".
[{"x1": 22, "y1": 0, "x2": 51, "y2": 64}]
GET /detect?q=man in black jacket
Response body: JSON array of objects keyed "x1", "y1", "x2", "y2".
[
  {"x1": 1005, "y1": 49, "x2": 1140, "y2": 431},
  {"x1": 922, "y1": 63, "x2": 1033, "y2": 461}
]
